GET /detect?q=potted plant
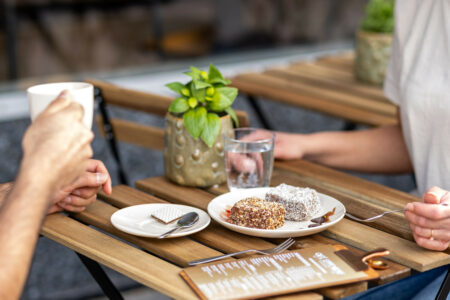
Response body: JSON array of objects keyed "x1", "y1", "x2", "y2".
[
  {"x1": 163, "y1": 64, "x2": 238, "y2": 187},
  {"x1": 355, "y1": 0, "x2": 394, "y2": 85}
]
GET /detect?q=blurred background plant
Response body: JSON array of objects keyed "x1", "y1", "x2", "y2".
[{"x1": 360, "y1": 0, "x2": 395, "y2": 33}]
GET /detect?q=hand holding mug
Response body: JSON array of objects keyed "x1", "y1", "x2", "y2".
[{"x1": 21, "y1": 90, "x2": 94, "y2": 193}]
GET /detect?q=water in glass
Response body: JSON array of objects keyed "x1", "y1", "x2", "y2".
[{"x1": 224, "y1": 128, "x2": 274, "y2": 191}]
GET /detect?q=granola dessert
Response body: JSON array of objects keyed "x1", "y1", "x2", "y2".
[
  {"x1": 229, "y1": 197, "x2": 285, "y2": 229},
  {"x1": 265, "y1": 184, "x2": 321, "y2": 221}
]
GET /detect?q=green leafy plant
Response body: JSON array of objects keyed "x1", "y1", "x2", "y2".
[
  {"x1": 360, "y1": 0, "x2": 394, "y2": 33},
  {"x1": 166, "y1": 64, "x2": 238, "y2": 147}
]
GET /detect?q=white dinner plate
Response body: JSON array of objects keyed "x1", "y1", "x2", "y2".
[
  {"x1": 207, "y1": 187, "x2": 345, "y2": 238},
  {"x1": 111, "y1": 204, "x2": 211, "y2": 238}
]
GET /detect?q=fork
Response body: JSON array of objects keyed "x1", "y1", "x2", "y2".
[
  {"x1": 345, "y1": 203, "x2": 449, "y2": 223},
  {"x1": 345, "y1": 209, "x2": 406, "y2": 223},
  {"x1": 188, "y1": 238, "x2": 296, "y2": 266}
]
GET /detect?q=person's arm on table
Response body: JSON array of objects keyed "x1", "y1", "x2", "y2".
[
  {"x1": 275, "y1": 121, "x2": 413, "y2": 174},
  {"x1": 0, "y1": 91, "x2": 93, "y2": 300}
]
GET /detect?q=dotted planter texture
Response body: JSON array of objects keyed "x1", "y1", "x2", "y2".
[
  {"x1": 164, "y1": 113, "x2": 233, "y2": 187},
  {"x1": 355, "y1": 30, "x2": 393, "y2": 86}
]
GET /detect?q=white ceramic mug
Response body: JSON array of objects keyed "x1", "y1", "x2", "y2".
[{"x1": 27, "y1": 82, "x2": 94, "y2": 128}]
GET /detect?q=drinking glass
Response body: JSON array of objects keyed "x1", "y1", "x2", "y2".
[
  {"x1": 27, "y1": 82, "x2": 94, "y2": 128},
  {"x1": 224, "y1": 128, "x2": 275, "y2": 191}
]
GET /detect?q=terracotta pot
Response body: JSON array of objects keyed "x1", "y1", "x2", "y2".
[
  {"x1": 354, "y1": 30, "x2": 393, "y2": 85},
  {"x1": 163, "y1": 113, "x2": 233, "y2": 187}
]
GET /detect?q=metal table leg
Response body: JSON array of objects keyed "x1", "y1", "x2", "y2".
[
  {"x1": 342, "y1": 121, "x2": 357, "y2": 131},
  {"x1": 436, "y1": 267, "x2": 450, "y2": 300},
  {"x1": 4, "y1": 0, "x2": 18, "y2": 80},
  {"x1": 76, "y1": 253, "x2": 124, "y2": 300},
  {"x1": 95, "y1": 87, "x2": 129, "y2": 185}
]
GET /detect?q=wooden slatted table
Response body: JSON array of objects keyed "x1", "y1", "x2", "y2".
[
  {"x1": 231, "y1": 52, "x2": 398, "y2": 128},
  {"x1": 3, "y1": 160, "x2": 450, "y2": 299}
]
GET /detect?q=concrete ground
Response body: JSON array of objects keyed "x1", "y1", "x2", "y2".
[{"x1": 0, "y1": 44, "x2": 414, "y2": 299}]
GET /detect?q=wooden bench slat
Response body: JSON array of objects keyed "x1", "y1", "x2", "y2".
[
  {"x1": 97, "y1": 116, "x2": 165, "y2": 150},
  {"x1": 87, "y1": 78, "x2": 249, "y2": 128},
  {"x1": 86, "y1": 78, "x2": 173, "y2": 116},
  {"x1": 231, "y1": 75, "x2": 397, "y2": 127},
  {"x1": 41, "y1": 214, "x2": 197, "y2": 300}
]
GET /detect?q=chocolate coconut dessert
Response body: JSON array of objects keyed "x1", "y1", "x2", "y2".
[
  {"x1": 265, "y1": 184, "x2": 321, "y2": 221},
  {"x1": 229, "y1": 197, "x2": 285, "y2": 229}
]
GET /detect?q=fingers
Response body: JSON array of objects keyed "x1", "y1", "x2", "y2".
[
  {"x1": 410, "y1": 224, "x2": 450, "y2": 241},
  {"x1": 406, "y1": 202, "x2": 450, "y2": 220},
  {"x1": 72, "y1": 186, "x2": 101, "y2": 199},
  {"x1": 228, "y1": 153, "x2": 257, "y2": 173},
  {"x1": 70, "y1": 171, "x2": 108, "y2": 190},
  {"x1": 58, "y1": 194, "x2": 96, "y2": 211},
  {"x1": 85, "y1": 159, "x2": 112, "y2": 194},
  {"x1": 423, "y1": 186, "x2": 450, "y2": 204},
  {"x1": 404, "y1": 210, "x2": 450, "y2": 229},
  {"x1": 47, "y1": 204, "x2": 64, "y2": 214},
  {"x1": 62, "y1": 101, "x2": 85, "y2": 124},
  {"x1": 40, "y1": 90, "x2": 72, "y2": 116},
  {"x1": 412, "y1": 232, "x2": 449, "y2": 251}
]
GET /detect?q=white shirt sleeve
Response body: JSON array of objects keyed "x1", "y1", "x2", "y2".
[{"x1": 383, "y1": 29, "x2": 401, "y2": 106}]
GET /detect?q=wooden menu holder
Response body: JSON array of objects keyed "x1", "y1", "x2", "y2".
[{"x1": 180, "y1": 244, "x2": 379, "y2": 300}]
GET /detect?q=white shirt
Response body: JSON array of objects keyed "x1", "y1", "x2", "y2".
[{"x1": 384, "y1": 0, "x2": 450, "y2": 195}]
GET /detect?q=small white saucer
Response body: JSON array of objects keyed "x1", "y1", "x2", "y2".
[{"x1": 111, "y1": 204, "x2": 211, "y2": 238}]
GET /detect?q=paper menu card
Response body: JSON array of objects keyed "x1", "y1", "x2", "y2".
[{"x1": 180, "y1": 245, "x2": 378, "y2": 300}]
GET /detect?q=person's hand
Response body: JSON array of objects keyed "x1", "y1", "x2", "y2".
[
  {"x1": 21, "y1": 90, "x2": 94, "y2": 194},
  {"x1": 47, "y1": 159, "x2": 112, "y2": 214},
  {"x1": 273, "y1": 132, "x2": 305, "y2": 160},
  {"x1": 404, "y1": 186, "x2": 450, "y2": 251}
]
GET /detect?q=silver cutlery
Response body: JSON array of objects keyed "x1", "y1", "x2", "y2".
[
  {"x1": 345, "y1": 203, "x2": 448, "y2": 223},
  {"x1": 158, "y1": 212, "x2": 199, "y2": 239},
  {"x1": 188, "y1": 238, "x2": 295, "y2": 266}
]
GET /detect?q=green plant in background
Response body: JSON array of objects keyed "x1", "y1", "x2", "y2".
[
  {"x1": 166, "y1": 64, "x2": 238, "y2": 147},
  {"x1": 360, "y1": 0, "x2": 394, "y2": 33}
]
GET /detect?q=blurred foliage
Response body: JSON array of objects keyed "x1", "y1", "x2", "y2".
[{"x1": 360, "y1": 0, "x2": 394, "y2": 33}]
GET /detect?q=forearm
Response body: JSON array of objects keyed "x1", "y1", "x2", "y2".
[
  {"x1": 0, "y1": 166, "x2": 54, "y2": 300},
  {"x1": 302, "y1": 125, "x2": 413, "y2": 173}
]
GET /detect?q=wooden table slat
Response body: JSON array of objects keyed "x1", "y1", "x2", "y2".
[
  {"x1": 276, "y1": 160, "x2": 418, "y2": 209},
  {"x1": 287, "y1": 62, "x2": 385, "y2": 98},
  {"x1": 265, "y1": 67, "x2": 386, "y2": 103},
  {"x1": 41, "y1": 214, "x2": 197, "y2": 300},
  {"x1": 234, "y1": 73, "x2": 396, "y2": 116},
  {"x1": 99, "y1": 186, "x2": 324, "y2": 299},
  {"x1": 73, "y1": 199, "x2": 224, "y2": 267},
  {"x1": 323, "y1": 219, "x2": 450, "y2": 272},
  {"x1": 207, "y1": 169, "x2": 413, "y2": 241},
  {"x1": 269, "y1": 168, "x2": 413, "y2": 241},
  {"x1": 134, "y1": 178, "x2": 413, "y2": 298},
  {"x1": 231, "y1": 75, "x2": 397, "y2": 127}
]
